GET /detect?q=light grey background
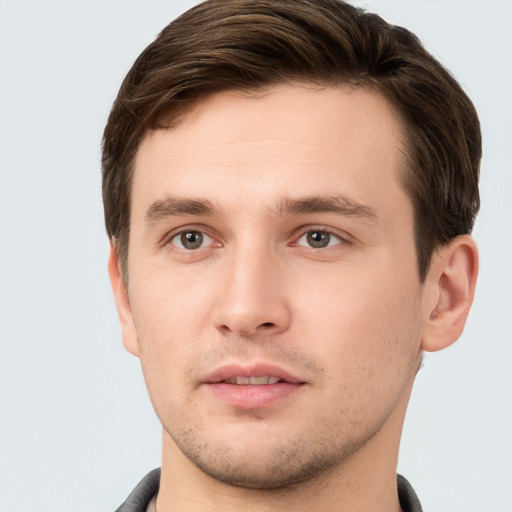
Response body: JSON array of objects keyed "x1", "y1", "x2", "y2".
[{"x1": 0, "y1": 1, "x2": 511, "y2": 511}]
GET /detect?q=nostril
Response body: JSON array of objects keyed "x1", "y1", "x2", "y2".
[{"x1": 261, "y1": 322, "x2": 275, "y2": 328}]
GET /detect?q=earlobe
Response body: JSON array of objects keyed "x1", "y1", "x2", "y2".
[
  {"x1": 421, "y1": 235, "x2": 478, "y2": 352},
  {"x1": 108, "y1": 243, "x2": 140, "y2": 357}
]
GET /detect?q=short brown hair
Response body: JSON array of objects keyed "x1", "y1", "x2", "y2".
[{"x1": 102, "y1": 0, "x2": 481, "y2": 282}]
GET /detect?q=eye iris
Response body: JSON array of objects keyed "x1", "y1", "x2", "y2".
[
  {"x1": 181, "y1": 231, "x2": 203, "y2": 249},
  {"x1": 307, "y1": 231, "x2": 330, "y2": 248}
]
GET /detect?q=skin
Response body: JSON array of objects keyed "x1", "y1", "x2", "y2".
[{"x1": 109, "y1": 84, "x2": 478, "y2": 512}]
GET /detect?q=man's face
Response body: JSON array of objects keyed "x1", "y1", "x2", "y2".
[{"x1": 118, "y1": 84, "x2": 429, "y2": 488}]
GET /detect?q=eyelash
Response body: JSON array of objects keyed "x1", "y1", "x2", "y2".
[
  {"x1": 292, "y1": 227, "x2": 352, "y2": 250},
  {"x1": 165, "y1": 226, "x2": 352, "y2": 252},
  {"x1": 167, "y1": 227, "x2": 219, "y2": 251}
]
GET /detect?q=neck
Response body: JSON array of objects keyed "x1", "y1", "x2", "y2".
[{"x1": 156, "y1": 375, "x2": 415, "y2": 512}]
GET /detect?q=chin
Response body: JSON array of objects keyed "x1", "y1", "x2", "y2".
[
  {"x1": 190, "y1": 451, "x2": 339, "y2": 490},
  {"x1": 170, "y1": 426, "x2": 363, "y2": 490}
]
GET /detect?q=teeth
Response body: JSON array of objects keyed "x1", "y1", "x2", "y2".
[
  {"x1": 224, "y1": 375, "x2": 281, "y2": 385},
  {"x1": 249, "y1": 376, "x2": 270, "y2": 385}
]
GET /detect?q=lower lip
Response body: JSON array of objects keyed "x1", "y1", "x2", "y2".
[{"x1": 207, "y1": 382, "x2": 302, "y2": 409}]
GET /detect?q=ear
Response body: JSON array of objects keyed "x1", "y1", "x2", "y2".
[
  {"x1": 421, "y1": 235, "x2": 478, "y2": 352},
  {"x1": 108, "y1": 242, "x2": 140, "y2": 357}
]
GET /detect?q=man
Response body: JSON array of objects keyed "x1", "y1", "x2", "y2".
[{"x1": 102, "y1": 0, "x2": 480, "y2": 510}]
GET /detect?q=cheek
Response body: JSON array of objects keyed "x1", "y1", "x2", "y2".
[
  {"x1": 130, "y1": 261, "x2": 211, "y2": 337},
  {"x1": 298, "y1": 279, "x2": 423, "y2": 429},
  {"x1": 294, "y1": 264, "x2": 423, "y2": 377},
  {"x1": 128, "y1": 275, "x2": 207, "y2": 391}
]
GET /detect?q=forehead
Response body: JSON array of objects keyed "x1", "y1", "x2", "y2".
[
  {"x1": 132, "y1": 83, "x2": 408, "y2": 219},
  {"x1": 152, "y1": 83, "x2": 404, "y2": 151}
]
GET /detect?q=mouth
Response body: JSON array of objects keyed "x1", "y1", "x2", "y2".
[
  {"x1": 204, "y1": 364, "x2": 305, "y2": 409},
  {"x1": 221, "y1": 375, "x2": 284, "y2": 385},
  {"x1": 205, "y1": 363, "x2": 304, "y2": 385}
]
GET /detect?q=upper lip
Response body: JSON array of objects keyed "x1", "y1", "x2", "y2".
[{"x1": 203, "y1": 363, "x2": 305, "y2": 385}]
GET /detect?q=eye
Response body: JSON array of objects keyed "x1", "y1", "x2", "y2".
[
  {"x1": 170, "y1": 230, "x2": 212, "y2": 250},
  {"x1": 296, "y1": 230, "x2": 343, "y2": 249}
]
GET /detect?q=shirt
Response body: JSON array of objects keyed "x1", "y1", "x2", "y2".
[{"x1": 115, "y1": 468, "x2": 423, "y2": 512}]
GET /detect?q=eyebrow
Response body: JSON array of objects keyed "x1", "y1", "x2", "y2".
[
  {"x1": 275, "y1": 194, "x2": 378, "y2": 220},
  {"x1": 145, "y1": 197, "x2": 218, "y2": 223},
  {"x1": 145, "y1": 193, "x2": 378, "y2": 224}
]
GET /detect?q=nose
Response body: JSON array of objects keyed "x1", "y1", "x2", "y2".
[{"x1": 212, "y1": 246, "x2": 291, "y2": 337}]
